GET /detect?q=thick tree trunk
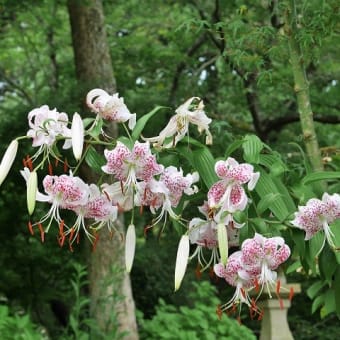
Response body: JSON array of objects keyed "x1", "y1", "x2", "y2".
[{"x1": 67, "y1": 1, "x2": 138, "y2": 338}]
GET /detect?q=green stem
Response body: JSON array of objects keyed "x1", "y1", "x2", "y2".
[{"x1": 285, "y1": 0, "x2": 324, "y2": 172}]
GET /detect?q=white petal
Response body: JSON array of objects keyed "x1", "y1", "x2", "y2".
[
  {"x1": 125, "y1": 224, "x2": 136, "y2": 273},
  {"x1": 0, "y1": 140, "x2": 18, "y2": 186},
  {"x1": 174, "y1": 235, "x2": 190, "y2": 291}
]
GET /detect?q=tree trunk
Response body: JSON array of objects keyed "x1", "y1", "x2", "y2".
[
  {"x1": 67, "y1": 1, "x2": 138, "y2": 338},
  {"x1": 284, "y1": 0, "x2": 323, "y2": 173}
]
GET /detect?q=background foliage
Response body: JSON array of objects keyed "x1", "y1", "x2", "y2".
[{"x1": 0, "y1": 0, "x2": 340, "y2": 338}]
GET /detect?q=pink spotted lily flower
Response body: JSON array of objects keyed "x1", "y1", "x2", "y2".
[
  {"x1": 136, "y1": 166, "x2": 199, "y2": 226},
  {"x1": 86, "y1": 89, "x2": 136, "y2": 129},
  {"x1": 188, "y1": 202, "x2": 240, "y2": 272},
  {"x1": 102, "y1": 141, "x2": 163, "y2": 192},
  {"x1": 27, "y1": 105, "x2": 72, "y2": 160},
  {"x1": 291, "y1": 193, "x2": 340, "y2": 250},
  {"x1": 143, "y1": 97, "x2": 212, "y2": 148},
  {"x1": 214, "y1": 233, "x2": 290, "y2": 317},
  {"x1": 208, "y1": 157, "x2": 259, "y2": 223}
]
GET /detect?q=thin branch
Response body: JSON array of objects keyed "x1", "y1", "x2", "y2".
[
  {"x1": 263, "y1": 113, "x2": 340, "y2": 135},
  {"x1": 0, "y1": 68, "x2": 34, "y2": 106},
  {"x1": 168, "y1": 33, "x2": 207, "y2": 104}
]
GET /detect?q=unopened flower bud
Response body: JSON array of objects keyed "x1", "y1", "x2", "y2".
[
  {"x1": 71, "y1": 113, "x2": 84, "y2": 161},
  {"x1": 217, "y1": 223, "x2": 228, "y2": 265},
  {"x1": 0, "y1": 140, "x2": 18, "y2": 187},
  {"x1": 27, "y1": 170, "x2": 37, "y2": 215},
  {"x1": 125, "y1": 224, "x2": 136, "y2": 273},
  {"x1": 174, "y1": 235, "x2": 190, "y2": 291}
]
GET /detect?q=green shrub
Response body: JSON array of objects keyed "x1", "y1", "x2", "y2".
[
  {"x1": 0, "y1": 304, "x2": 46, "y2": 340},
  {"x1": 138, "y1": 281, "x2": 256, "y2": 340}
]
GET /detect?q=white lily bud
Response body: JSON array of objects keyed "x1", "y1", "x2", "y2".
[
  {"x1": 71, "y1": 113, "x2": 84, "y2": 161},
  {"x1": 125, "y1": 224, "x2": 136, "y2": 273},
  {"x1": 0, "y1": 140, "x2": 18, "y2": 187},
  {"x1": 217, "y1": 223, "x2": 228, "y2": 265},
  {"x1": 27, "y1": 170, "x2": 38, "y2": 215},
  {"x1": 174, "y1": 235, "x2": 190, "y2": 292}
]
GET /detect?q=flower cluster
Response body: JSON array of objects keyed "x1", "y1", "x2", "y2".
[
  {"x1": 291, "y1": 193, "x2": 340, "y2": 251},
  {"x1": 101, "y1": 140, "x2": 199, "y2": 226},
  {"x1": 214, "y1": 233, "x2": 291, "y2": 317},
  {"x1": 188, "y1": 157, "x2": 260, "y2": 270},
  {"x1": 5, "y1": 90, "x2": 204, "y2": 252},
  {"x1": 143, "y1": 96, "x2": 212, "y2": 148},
  {"x1": 27, "y1": 105, "x2": 72, "y2": 161},
  {"x1": 21, "y1": 168, "x2": 118, "y2": 248}
]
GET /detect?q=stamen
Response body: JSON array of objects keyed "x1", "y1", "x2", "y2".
[
  {"x1": 59, "y1": 220, "x2": 64, "y2": 237},
  {"x1": 276, "y1": 280, "x2": 281, "y2": 296},
  {"x1": 92, "y1": 233, "x2": 99, "y2": 252},
  {"x1": 63, "y1": 158, "x2": 69, "y2": 173},
  {"x1": 38, "y1": 223, "x2": 45, "y2": 243},
  {"x1": 237, "y1": 315, "x2": 242, "y2": 325},
  {"x1": 144, "y1": 225, "x2": 152, "y2": 237},
  {"x1": 240, "y1": 288, "x2": 246, "y2": 299},
  {"x1": 255, "y1": 278, "x2": 260, "y2": 293},
  {"x1": 26, "y1": 155, "x2": 33, "y2": 171},
  {"x1": 76, "y1": 232, "x2": 80, "y2": 244},
  {"x1": 58, "y1": 234, "x2": 65, "y2": 247},
  {"x1": 195, "y1": 264, "x2": 202, "y2": 280},
  {"x1": 69, "y1": 227, "x2": 75, "y2": 243},
  {"x1": 48, "y1": 163, "x2": 53, "y2": 176},
  {"x1": 289, "y1": 287, "x2": 294, "y2": 302},
  {"x1": 279, "y1": 298, "x2": 284, "y2": 310},
  {"x1": 27, "y1": 221, "x2": 34, "y2": 235},
  {"x1": 216, "y1": 305, "x2": 223, "y2": 320},
  {"x1": 258, "y1": 310, "x2": 264, "y2": 321},
  {"x1": 55, "y1": 158, "x2": 59, "y2": 167}
]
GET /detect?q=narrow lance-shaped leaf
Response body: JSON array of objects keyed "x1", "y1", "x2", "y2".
[
  {"x1": 131, "y1": 106, "x2": 168, "y2": 141},
  {"x1": 71, "y1": 113, "x2": 84, "y2": 161},
  {"x1": 27, "y1": 170, "x2": 37, "y2": 215},
  {"x1": 125, "y1": 224, "x2": 136, "y2": 273},
  {"x1": 174, "y1": 235, "x2": 190, "y2": 291},
  {"x1": 0, "y1": 139, "x2": 18, "y2": 187},
  {"x1": 192, "y1": 147, "x2": 218, "y2": 188},
  {"x1": 217, "y1": 223, "x2": 228, "y2": 265}
]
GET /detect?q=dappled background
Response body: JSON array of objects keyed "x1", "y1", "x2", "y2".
[{"x1": 0, "y1": 0, "x2": 340, "y2": 339}]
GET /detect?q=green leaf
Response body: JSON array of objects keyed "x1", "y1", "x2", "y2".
[
  {"x1": 224, "y1": 139, "x2": 244, "y2": 157},
  {"x1": 286, "y1": 260, "x2": 301, "y2": 274},
  {"x1": 334, "y1": 267, "x2": 340, "y2": 317},
  {"x1": 319, "y1": 245, "x2": 337, "y2": 284},
  {"x1": 321, "y1": 289, "x2": 336, "y2": 318},
  {"x1": 257, "y1": 192, "x2": 283, "y2": 215},
  {"x1": 288, "y1": 142, "x2": 312, "y2": 174},
  {"x1": 131, "y1": 106, "x2": 168, "y2": 141},
  {"x1": 254, "y1": 170, "x2": 290, "y2": 221},
  {"x1": 242, "y1": 134, "x2": 263, "y2": 164},
  {"x1": 307, "y1": 281, "x2": 326, "y2": 299},
  {"x1": 302, "y1": 171, "x2": 340, "y2": 185},
  {"x1": 84, "y1": 146, "x2": 105, "y2": 174},
  {"x1": 82, "y1": 117, "x2": 95, "y2": 129},
  {"x1": 88, "y1": 118, "x2": 103, "y2": 139},
  {"x1": 192, "y1": 147, "x2": 218, "y2": 188},
  {"x1": 291, "y1": 229, "x2": 306, "y2": 259},
  {"x1": 309, "y1": 232, "x2": 325, "y2": 260},
  {"x1": 311, "y1": 295, "x2": 324, "y2": 314}
]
